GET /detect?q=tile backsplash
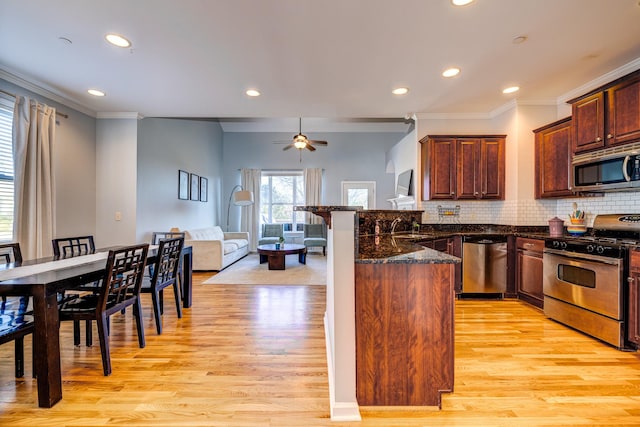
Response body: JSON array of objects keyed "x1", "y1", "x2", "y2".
[{"x1": 417, "y1": 192, "x2": 640, "y2": 226}]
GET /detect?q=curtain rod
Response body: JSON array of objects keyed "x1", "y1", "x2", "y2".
[{"x1": 0, "y1": 88, "x2": 69, "y2": 119}]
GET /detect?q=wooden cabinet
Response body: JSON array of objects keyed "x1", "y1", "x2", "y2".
[
  {"x1": 516, "y1": 237, "x2": 544, "y2": 308},
  {"x1": 355, "y1": 262, "x2": 454, "y2": 406},
  {"x1": 628, "y1": 248, "x2": 640, "y2": 347},
  {"x1": 570, "y1": 70, "x2": 640, "y2": 154},
  {"x1": 533, "y1": 117, "x2": 574, "y2": 198},
  {"x1": 419, "y1": 236, "x2": 462, "y2": 293},
  {"x1": 420, "y1": 135, "x2": 506, "y2": 200}
]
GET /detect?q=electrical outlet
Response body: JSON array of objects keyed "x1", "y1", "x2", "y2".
[{"x1": 115, "y1": 211, "x2": 122, "y2": 221}]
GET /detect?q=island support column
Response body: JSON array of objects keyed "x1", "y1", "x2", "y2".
[{"x1": 325, "y1": 210, "x2": 361, "y2": 421}]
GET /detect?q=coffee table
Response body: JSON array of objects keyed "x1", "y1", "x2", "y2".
[{"x1": 257, "y1": 243, "x2": 307, "y2": 270}]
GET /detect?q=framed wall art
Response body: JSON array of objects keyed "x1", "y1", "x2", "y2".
[
  {"x1": 190, "y1": 173, "x2": 200, "y2": 201},
  {"x1": 178, "y1": 170, "x2": 189, "y2": 200},
  {"x1": 200, "y1": 177, "x2": 208, "y2": 202}
]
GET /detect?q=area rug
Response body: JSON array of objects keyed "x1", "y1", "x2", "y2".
[{"x1": 203, "y1": 253, "x2": 326, "y2": 285}]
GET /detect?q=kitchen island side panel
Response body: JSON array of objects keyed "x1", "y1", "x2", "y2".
[{"x1": 355, "y1": 262, "x2": 454, "y2": 407}]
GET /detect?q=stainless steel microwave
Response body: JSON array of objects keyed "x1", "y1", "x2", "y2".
[{"x1": 572, "y1": 142, "x2": 640, "y2": 192}]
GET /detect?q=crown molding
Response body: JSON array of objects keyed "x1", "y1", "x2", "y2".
[
  {"x1": 0, "y1": 68, "x2": 97, "y2": 117},
  {"x1": 557, "y1": 57, "x2": 640, "y2": 104},
  {"x1": 96, "y1": 112, "x2": 144, "y2": 120}
]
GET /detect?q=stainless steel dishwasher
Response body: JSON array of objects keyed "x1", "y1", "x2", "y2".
[{"x1": 462, "y1": 235, "x2": 507, "y2": 295}]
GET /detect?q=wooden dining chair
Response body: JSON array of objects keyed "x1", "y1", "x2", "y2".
[
  {"x1": 149, "y1": 231, "x2": 185, "y2": 291},
  {"x1": 141, "y1": 237, "x2": 184, "y2": 334},
  {"x1": 58, "y1": 244, "x2": 149, "y2": 376},
  {"x1": 0, "y1": 298, "x2": 34, "y2": 378},
  {"x1": 52, "y1": 235, "x2": 96, "y2": 257},
  {"x1": 0, "y1": 243, "x2": 23, "y2": 305},
  {"x1": 52, "y1": 235, "x2": 100, "y2": 346}
]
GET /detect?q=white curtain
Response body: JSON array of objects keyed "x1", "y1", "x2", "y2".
[
  {"x1": 304, "y1": 168, "x2": 323, "y2": 224},
  {"x1": 13, "y1": 96, "x2": 57, "y2": 260},
  {"x1": 241, "y1": 168, "x2": 261, "y2": 251}
]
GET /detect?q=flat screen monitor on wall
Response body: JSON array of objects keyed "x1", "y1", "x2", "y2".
[{"x1": 396, "y1": 169, "x2": 413, "y2": 197}]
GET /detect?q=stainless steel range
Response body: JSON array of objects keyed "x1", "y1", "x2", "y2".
[{"x1": 543, "y1": 214, "x2": 640, "y2": 349}]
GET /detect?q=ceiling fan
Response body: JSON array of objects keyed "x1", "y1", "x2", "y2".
[{"x1": 279, "y1": 118, "x2": 328, "y2": 152}]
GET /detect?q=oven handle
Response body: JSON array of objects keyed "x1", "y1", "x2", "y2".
[
  {"x1": 543, "y1": 248, "x2": 623, "y2": 266},
  {"x1": 623, "y1": 155, "x2": 631, "y2": 182}
]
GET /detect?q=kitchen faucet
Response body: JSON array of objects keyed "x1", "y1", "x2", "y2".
[{"x1": 390, "y1": 217, "x2": 403, "y2": 234}]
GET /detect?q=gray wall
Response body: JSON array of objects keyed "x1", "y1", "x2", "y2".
[
  {"x1": 222, "y1": 131, "x2": 405, "y2": 230},
  {"x1": 137, "y1": 117, "x2": 224, "y2": 242}
]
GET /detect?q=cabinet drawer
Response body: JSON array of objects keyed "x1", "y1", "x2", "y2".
[
  {"x1": 631, "y1": 249, "x2": 640, "y2": 273},
  {"x1": 516, "y1": 238, "x2": 544, "y2": 252}
]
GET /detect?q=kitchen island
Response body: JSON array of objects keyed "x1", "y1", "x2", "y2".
[
  {"x1": 356, "y1": 233, "x2": 459, "y2": 408},
  {"x1": 297, "y1": 206, "x2": 460, "y2": 419}
]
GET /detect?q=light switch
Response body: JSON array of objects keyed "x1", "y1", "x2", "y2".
[{"x1": 115, "y1": 211, "x2": 122, "y2": 221}]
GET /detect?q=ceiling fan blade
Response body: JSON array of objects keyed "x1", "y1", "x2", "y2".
[
  {"x1": 283, "y1": 144, "x2": 294, "y2": 151},
  {"x1": 306, "y1": 144, "x2": 317, "y2": 151},
  {"x1": 308, "y1": 140, "x2": 328, "y2": 145}
]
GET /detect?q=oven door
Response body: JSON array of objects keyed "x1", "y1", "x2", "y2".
[{"x1": 543, "y1": 249, "x2": 624, "y2": 320}]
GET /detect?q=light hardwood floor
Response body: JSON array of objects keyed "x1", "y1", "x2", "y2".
[{"x1": 2, "y1": 272, "x2": 640, "y2": 426}]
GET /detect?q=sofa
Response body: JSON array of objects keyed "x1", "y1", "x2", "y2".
[{"x1": 183, "y1": 226, "x2": 249, "y2": 271}]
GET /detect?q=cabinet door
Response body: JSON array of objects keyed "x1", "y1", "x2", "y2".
[
  {"x1": 456, "y1": 139, "x2": 480, "y2": 199},
  {"x1": 480, "y1": 137, "x2": 505, "y2": 199},
  {"x1": 516, "y1": 238, "x2": 544, "y2": 308},
  {"x1": 534, "y1": 118, "x2": 573, "y2": 198},
  {"x1": 628, "y1": 249, "x2": 640, "y2": 346},
  {"x1": 429, "y1": 138, "x2": 456, "y2": 199},
  {"x1": 607, "y1": 77, "x2": 640, "y2": 146},
  {"x1": 572, "y1": 92, "x2": 605, "y2": 153}
]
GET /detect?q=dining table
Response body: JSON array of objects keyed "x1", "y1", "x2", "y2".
[{"x1": 0, "y1": 244, "x2": 192, "y2": 408}]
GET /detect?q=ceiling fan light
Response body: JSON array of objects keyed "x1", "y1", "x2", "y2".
[{"x1": 294, "y1": 140, "x2": 307, "y2": 149}]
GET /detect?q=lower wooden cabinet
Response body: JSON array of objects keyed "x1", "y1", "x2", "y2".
[
  {"x1": 419, "y1": 236, "x2": 462, "y2": 293},
  {"x1": 516, "y1": 237, "x2": 544, "y2": 308},
  {"x1": 628, "y1": 248, "x2": 640, "y2": 346}
]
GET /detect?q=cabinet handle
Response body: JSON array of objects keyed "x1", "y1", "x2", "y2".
[
  {"x1": 474, "y1": 191, "x2": 479, "y2": 195},
  {"x1": 450, "y1": 192, "x2": 455, "y2": 195},
  {"x1": 524, "y1": 243, "x2": 534, "y2": 248},
  {"x1": 596, "y1": 137, "x2": 602, "y2": 142},
  {"x1": 607, "y1": 134, "x2": 613, "y2": 139}
]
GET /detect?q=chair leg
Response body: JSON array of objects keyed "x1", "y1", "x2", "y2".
[
  {"x1": 96, "y1": 315, "x2": 111, "y2": 376},
  {"x1": 173, "y1": 282, "x2": 183, "y2": 319},
  {"x1": 14, "y1": 336, "x2": 25, "y2": 378},
  {"x1": 86, "y1": 319, "x2": 93, "y2": 347},
  {"x1": 73, "y1": 320, "x2": 81, "y2": 346},
  {"x1": 323, "y1": 247, "x2": 326, "y2": 256},
  {"x1": 159, "y1": 289, "x2": 164, "y2": 315},
  {"x1": 133, "y1": 300, "x2": 146, "y2": 348},
  {"x1": 151, "y1": 289, "x2": 163, "y2": 335}
]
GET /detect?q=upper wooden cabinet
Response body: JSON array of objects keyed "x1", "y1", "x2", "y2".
[
  {"x1": 420, "y1": 135, "x2": 506, "y2": 201},
  {"x1": 533, "y1": 117, "x2": 574, "y2": 198},
  {"x1": 569, "y1": 70, "x2": 640, "y2": 154}
]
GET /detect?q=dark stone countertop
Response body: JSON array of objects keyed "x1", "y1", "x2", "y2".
[{"x1": 356, "y1": 235, "x2": 460, "y2": 265}]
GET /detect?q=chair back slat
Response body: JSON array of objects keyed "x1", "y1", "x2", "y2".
[
  {"x1": 151, "y1": 237, "x2": 184, "y2": 289},
  {"x1": 0, "y1": 243, "x2": 22, "y2": 264},
  {"x1": 151, "y1": 231, "x2": 186, "y2": 245},
  {"x1": 100, "y1": 244, "x2": 148, "y2": 310},
  {"x1": 52, "y1": 236, "x2": 96, "y2": 257}
]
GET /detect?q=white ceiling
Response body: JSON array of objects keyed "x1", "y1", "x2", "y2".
[{"x1": 1, "y1": 0, "x2": 640, "y2": 133}]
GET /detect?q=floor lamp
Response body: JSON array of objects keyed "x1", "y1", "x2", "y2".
[{"x1": 226, "y1": 185, "x2": 254, "y2": 231}]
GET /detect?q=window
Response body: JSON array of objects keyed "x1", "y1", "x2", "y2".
[
  {"x1": 0, "y1": 97, "x2": 14, "y2": 241},
  {"x1": 341, "y1": 181, "x2": 376, "y2": 209},
  {"x1": 260, "y1": 171, "x2": 305, "y2": 231}
]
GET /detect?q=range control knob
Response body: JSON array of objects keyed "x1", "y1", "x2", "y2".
[
  {"x1": 586, "y1": 244, "x2": 596, "y2": 253},
  {"x1": 552, "y1": 240, "x2": 560, "y2": 248},
  {"x1": 596, "y1": 245, "x2": 605, "y2": 254},
  {"x1": 560, "y1": 241, "x2": 568, "y2": 249}
]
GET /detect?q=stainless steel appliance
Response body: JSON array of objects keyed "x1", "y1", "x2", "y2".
[
  {"x1": 572, "y1": 142, "x2": 640, "y2": 192},
  {"x1": 462, "y1": 235, "x2": 507, "y2": 295},
  {"x1": 543, "y1": 214, "x2": 640, "y2": 349}
]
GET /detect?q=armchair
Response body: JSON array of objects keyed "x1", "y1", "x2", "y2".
[
  {"x1": 258, "y1": 224, "x2": 284, "y2": 246},
  {"x1": 303, "y1": 223, "x2": 327, "y2": 255}
]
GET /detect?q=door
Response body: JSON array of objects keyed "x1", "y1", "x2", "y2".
[{"x1": 341, "y1": 181, "x2": 375, "y2": 209}]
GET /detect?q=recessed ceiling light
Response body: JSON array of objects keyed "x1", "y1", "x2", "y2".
[
  {"x1": 87, "y1": 89, "x2": 106, "y2": 97},
  {"x1": 392, "y1": 87, "x2": 409, "y2": 95},
  {"x1": 246, "y1": 89, "x2": 261, "y2": 97},
  {"x1": 451, "y1": 0, "x2": 474, "y2": 6},
  {"x1": 442, "y1": 67, "x2": 461, "y2": 78},
  {"x1": 105, "y1": 33, "x2": 131, "y2": 48},
  {"x1": 513, "y1": 35, "x2": 528, "y2": 44},
  {"x1": 502, "y1": 86, "x2": 520, "y2": 94}
]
